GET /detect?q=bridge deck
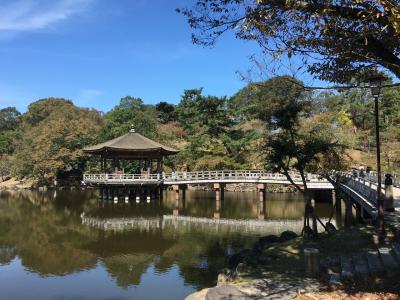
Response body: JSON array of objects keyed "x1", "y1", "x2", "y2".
[{"x1": 83, "y1": 170, "x2": 333, "y2": 189}]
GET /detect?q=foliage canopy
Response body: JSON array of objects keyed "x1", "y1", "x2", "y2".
[{"x1": 179, "y1": 1, "x2": 400, "y2": 82}]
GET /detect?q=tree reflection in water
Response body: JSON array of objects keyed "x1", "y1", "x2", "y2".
[{"x1": 0, "y1": 189, "x2": 334, "y2": 297}]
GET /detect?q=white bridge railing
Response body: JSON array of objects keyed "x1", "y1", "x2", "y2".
[
  {"x1": 340, "y1": 175, "x2": 379, "y2": 206},
  {"x1": 83, "y1": 170, "x2": 329, "y2": 185},
  {"x1": 163, "y1": 170, "x2": 323, "y2": 182}
]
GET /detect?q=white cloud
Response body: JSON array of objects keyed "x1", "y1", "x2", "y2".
[{"x1": 0, "y1": 0, "x2": 94, "y2": 32}]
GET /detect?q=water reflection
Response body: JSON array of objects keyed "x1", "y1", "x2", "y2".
[{"x1": 0, "y1": 189, "x2": 337, "y2": 300}]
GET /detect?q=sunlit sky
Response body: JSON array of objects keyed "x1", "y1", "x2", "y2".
[{"x1": 0, "y1": 0, "x2": 319, "y2": 113}]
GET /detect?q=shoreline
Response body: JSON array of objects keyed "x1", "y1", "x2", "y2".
[
  {"x1": 0, "y1": 178, "x2": 298, "y2": 193},
  {"x1": 185, "y1": 226, "x2": 400, "y2": 300}
]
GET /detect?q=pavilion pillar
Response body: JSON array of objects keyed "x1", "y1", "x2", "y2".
[
  {"x1": 124, "y1": 187, "x2": 129, "y2": 204},
  {"x1": 135, "y1": 187, "x2": 141, "y2": 203},
  {"x1": 108, "y1": 187, "x2": 112, "y2": 200},
  {"x1": 147, "y1": 159, "x2": 151, "y2": 174},
  {"x1": 157, "y1": 159, "x2": 161, "y2": 174}
]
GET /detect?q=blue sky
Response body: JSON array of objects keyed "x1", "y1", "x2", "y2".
[
  {"x1": 0, "y1": 0, "x2": 261, "y2": 113},
  {"x1": 0, "y1": 0, "x2": 318, "y2": 113}
]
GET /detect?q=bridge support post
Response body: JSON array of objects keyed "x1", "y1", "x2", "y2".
[
  {"x1": 257, "y1": 183, "x2": 266, "y2": 220},
  {"x1": 172, "y1": 184, "x2": 180, "y2": 216},
  {"x1": 257, "y1": 183, "x2": 266, "y2": 203},
  {"x1": 335, "y1": 191, "x2": 342, "y2": 213},
  {"x1": 258, "y1": 197, "x2": 265, "y2": 221},
  {"x1": 344, "y1": 197, "x2": 354, "y2": 227},
  {"x1": 213, "y1": 183, "x2": 224, "y2": 219},
  {"x1": 214, "y1": 198, "x2": 221, "y2": 219},
  {"x1": 213, "y1": 183, "x2": 225, "y2": 201}
]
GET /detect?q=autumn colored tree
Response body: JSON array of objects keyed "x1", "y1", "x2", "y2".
[
  {"x1": 13, "y1": 98, "x2": 102, "y2": 181},
  {"x1": 179, "y1": 1, "x2": 400, "y2": 82}
]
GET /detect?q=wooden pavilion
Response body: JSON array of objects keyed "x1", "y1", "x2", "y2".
[
  {"x1": 82, "y1": 128, "x2": 179, "y2": 203},
  {"x1": 83, "y1": 127, "x2": 179, "y2": 175}
]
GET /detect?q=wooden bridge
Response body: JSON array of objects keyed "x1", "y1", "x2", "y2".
[{"x1": 83, "y1": 170, "x2": 333, "y2": 189}]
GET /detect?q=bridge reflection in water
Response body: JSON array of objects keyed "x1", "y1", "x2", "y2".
[
  {"x1": 81, "y1": 214, "x2": 335, "y2": 235},
  {"x1": 82, "y1": 188, "x2": 338, "y2": 234}
]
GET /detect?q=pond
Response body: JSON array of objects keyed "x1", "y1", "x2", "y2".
[{"x1": 0, "y1": 189, "x2": 339, "y2": 300}]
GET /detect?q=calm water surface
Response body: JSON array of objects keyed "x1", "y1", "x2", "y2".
[{"x1": 0, "y1": 189, "x2": 337, "y2": 300}]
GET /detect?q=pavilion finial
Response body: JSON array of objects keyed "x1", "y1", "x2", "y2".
[{"x1": 130, "y1": 125, "x2": 135, "y2": 133}]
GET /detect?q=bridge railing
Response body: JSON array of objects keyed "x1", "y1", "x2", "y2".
[
  {"x1": 163, "y1": 170, "x2": 328, "y2": 182},
  {"x1": 338, "y1": 173, "x2": 380, "y2": 205},
  {"x1": 83, "y1": 170, "x2": 329, "y2": 184},
  {"x1": 346, "y1": 170, "x2": 399, "y2": 188}
]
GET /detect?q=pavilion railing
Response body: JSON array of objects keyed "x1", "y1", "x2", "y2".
[{"x1": 83, "y1": 173, "x2": 161, "y2": 183}]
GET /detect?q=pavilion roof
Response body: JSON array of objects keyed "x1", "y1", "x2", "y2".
[{"x1": 83, "y1": 129, "x2": 179, "y2": 158}]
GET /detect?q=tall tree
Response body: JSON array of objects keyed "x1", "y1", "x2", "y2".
[
  {"x1": 0, "y1": 107, "x2": 20, "y2": 131},
  {"x1": 102, "y1": 96, "x2": 158, "y2": 140},
  {"x1": 13, "y1": 99, "x2": 102, "y2": 181},
  {"x1": 179, "y1": 1, "x2": 400, "y2": 82},
  {"x1": 0, "y1": 107, "x2": 21, "y2": 156},
  {"x1": 156, "y1": 102, "x2": 177, "y2": 123},
  {"x1": 175, "y1": 89, "x2": 256, "y2": 170},
  {"x1": 262, "y1": 77, "x2": 349, "y2": 236}
]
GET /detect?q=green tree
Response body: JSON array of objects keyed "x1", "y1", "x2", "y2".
[
  {"x1": 0, "y1": 107, "x2": 21, "y2": 156},
  {"x1": 263, "y1": 78, "x2": 349, "y2": 236},
  {"x1": 175, "y1": 89, "x2": 256, "y2": 170},
  {"x1": 102, "y1": 96, "x2": 158, "y2": 140},
  {"x1": 156, "y1": 102, "x2": 176, "y2": 123},
  {"x1": 0, "y1": 107, "x2": 20, "y2": 131},
  {"x1": 180, "y1": 1, "x2": 400, "y2": 82},
  {"x1": 0, "y1": 130, "x2": 18, "y2": 156},
  {"x1": 0, "y1": 157, "x2": 11, "y2": 181}
]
